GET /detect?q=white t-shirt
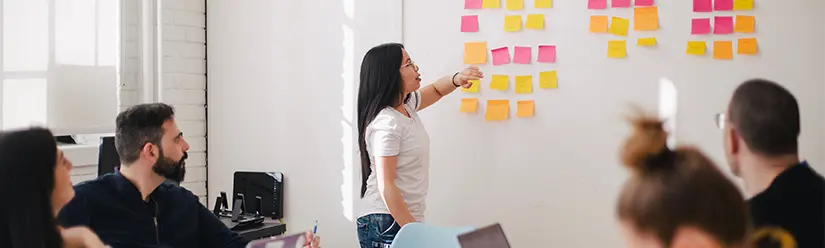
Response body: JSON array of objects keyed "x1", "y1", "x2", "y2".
[{"x1": 359, "y1": 91, "x2": 431, "y2": 222}]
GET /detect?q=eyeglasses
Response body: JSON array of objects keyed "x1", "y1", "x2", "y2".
[
  {"x1": 715, "y1": 113, "x2": 726, "y2": 129},
  {"x1": 401, "y1": 60, "x2": 418, "y2": 71}
]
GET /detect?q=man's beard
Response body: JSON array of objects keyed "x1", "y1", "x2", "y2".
[{"x1": 152, "y1": 148, "x2": 188, "y2": 183}]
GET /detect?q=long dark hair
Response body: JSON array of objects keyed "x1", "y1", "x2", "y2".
[
  {"x1": 0, "y1": 127, "x2": 63, "y2": 248},
  {"x1": 358, "y1": 43, "x2": 408, "y2": 198}
]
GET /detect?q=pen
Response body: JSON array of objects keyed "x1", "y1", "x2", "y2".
[{"x1": 313, "y1": 220, "x2": 318, "y2": 234}]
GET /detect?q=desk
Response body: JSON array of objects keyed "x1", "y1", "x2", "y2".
[{"x1": 221, "y1": 218, "x2": 287, "y2": 240}]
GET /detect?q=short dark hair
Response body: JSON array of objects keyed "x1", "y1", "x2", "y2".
[
  {"x1": 115, "y1": 103, "x2": 175, "y2": 164},
  {"x1": 728, "y1": 78, "x2": 800, "y2": 156}
]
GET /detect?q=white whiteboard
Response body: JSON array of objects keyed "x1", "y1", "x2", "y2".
[{"x1": 403, "y1": 0, "x2": 824, "y2": 247}]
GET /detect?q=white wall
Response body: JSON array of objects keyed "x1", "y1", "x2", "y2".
[
  {"x1": 207, "y1": 1, "x2": 824, "y2": 248},
  {"x1": 207, "y1": 0, "x2": 400, "y2": 245},
  {"x1": 70, "y1": 0, "x2": 209, "y2": 205}
]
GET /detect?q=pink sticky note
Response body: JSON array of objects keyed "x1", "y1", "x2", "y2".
[
  {"x1": 691, "y1": 18, "x2": 711, "y2": 35},
  {"x1": 612, "y1": 0, "x2": 631, "y2": 8},
  {"x1": 693, "y1": 0, "x2": 712, "y2": 12},
  {"x1": 491, "y1": 47, "x2": 511, "y2": 66},
  {"x1": 461, "y1": 15, "x2": 479, "y2": 32},
  {"x1": 465, "y1": 0, "x2": 483, "y2": 9},
  {"x1": 714, "y1": 16, "x2": 733, "y2": 34},
  {"x1": 588, "y1": 0, "x2": 607, "y2": 9},
  {"x1": 635, "y1": 0, "x2": 654, "y2": 6},
  {"x1": 537, "y1": 45, "x2": 556, "y2": 63},
  {"x1": 513, "y1": 46, "x2": 531, "y2": 64},
  {"x1": 714, "y1": 0, "x2": 732, "y2": 10}
]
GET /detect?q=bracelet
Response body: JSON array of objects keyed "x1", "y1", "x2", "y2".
[{"x1": 451, "y1": 72, "x2": 461, "y2": 87}]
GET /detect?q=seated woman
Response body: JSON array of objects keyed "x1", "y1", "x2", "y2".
[
  {"x1": 616, "y1": 112, "x2": 750, "y2": 248},
  {"x1": 0, "y1": 127, "x2": 106, "y2": 248}
]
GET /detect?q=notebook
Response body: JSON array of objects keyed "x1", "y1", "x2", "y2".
[
  {"x1": 457, "y1": 223, "x2": 512, "y2": 248},
  {"x1": 245, "y1": 232, "x2": 307, "y2": 248}
]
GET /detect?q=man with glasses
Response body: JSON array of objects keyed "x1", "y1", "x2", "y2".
[{"x1": 719, "y1": 79, "x2": 824, "y2": 248}]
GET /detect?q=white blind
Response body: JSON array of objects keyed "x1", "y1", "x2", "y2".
[{"x1": 0, "y1": 0, "x2": 120, "y2": 135}]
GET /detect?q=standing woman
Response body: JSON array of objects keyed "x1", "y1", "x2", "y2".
[{"x1": 356, "y1": 43, "x2": 482, "y2": 248}]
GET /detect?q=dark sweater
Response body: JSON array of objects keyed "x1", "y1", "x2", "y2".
[
  {"x1": 57, "y1": 173, "x2": 249, "y2": 248},
  {"x1": 748, "y1": 161, "x2": 825, "y2": 248}
]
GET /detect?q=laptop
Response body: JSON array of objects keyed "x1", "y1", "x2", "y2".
[{"x1": 457, "y1": 223, "x2": 512, "y2": 248}]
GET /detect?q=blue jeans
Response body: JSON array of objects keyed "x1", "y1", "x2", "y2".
[{"x1": 357, "y1": 213, "x2": 401, "y2": 248}]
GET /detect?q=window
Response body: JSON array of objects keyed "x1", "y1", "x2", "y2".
[{"x1": 0, "y1": 0, "x2": 120, "y2": 134}]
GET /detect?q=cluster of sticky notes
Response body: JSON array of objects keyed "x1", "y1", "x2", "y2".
[
  {"x1": 483, "y1": 72, "x2": 559, "y2": 92},
  {"x1": 688, "y1": 0, "x2": 757, "y2": 58},
  {"x1": 467, "y1": 0, "x2": 552, "y2": 9},
  {"x1": 590, "y1": 1, "x2": 660, "y2": 59},
  {"x1": 685, "y1": 38, "x2": 758, "y2": 58},
  {"x1": 588, "y1": 0, "x2": 655, "y2": 9},
  {"x1": 484, "y1": 45, "x2": 557, "y2": 65},
  {"x1": 694, "y1": 0, "x2": 753, "y2": 12},
  {"x1": 459, "y1": 99, "x2": 537, "y2": 119}
]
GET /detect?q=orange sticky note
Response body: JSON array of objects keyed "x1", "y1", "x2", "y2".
[
  {"x1": 686, "y1": 41, "x2": 706, "y2": 55},
  {"x1": 485, "y1": 100, "x2": 510, "y2": 121},
  {"x1": 713, "y1": 41, "x2": 733, "y2": 60},
  {"x1": 506, "y1": 0, "x2": 524, "y2": 10},
  {"x1": 460, "y1": 98, "x2": 479, "y2": 113},
  {"x1": 504, "y1": 15, "x2": 522, "y2": 32},
  {"x1": 735, "y1": 15, "x2": 755, "y2": 33},
  {"x1": 464, "y1": 42, "x2": 487, "y2": 64},
  {"x1": 609, "y1": 17, "x2": 630, "y2": 36},
  {"x1": 590, "y1": 16, "x2": 608, "y2": 33},
  {"x1": 461, "y1": 79, "x2": 480, "y2": 93},
  {"x1": 535, "y1": 0, "x2": 552, "y2": 8},
  {"x1": 483, "y1": 0, "x2": 500, "y2": 8},
  {"x1": 539, "y1": 71, "x2": 558, "y2": 89},
  {"x1": 737, "y1": 38, "x2": 758, "y2": 55},
  {"x1": 490, "y1": 75, "x2": 509, "y2": 90},
  {"x1": 633, "y1": 6, "x2": 659, "y2": 31},
  {"x1": 515, "y1": 75, "x2": 533, "y2": 94},
  {"x1": 517, "y1": 100, "x2": 535, "y2": 118}
]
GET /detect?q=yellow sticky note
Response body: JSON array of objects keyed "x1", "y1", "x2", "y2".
[
  {"x1": 607, "y1": 40, "x2": 627, "y2": 58},
  {"x1": 459, "y1": 98, "x2": 479, "y2": 113},
  {"x1": 461, "y1": 79, "x2": 480, "y2": 93},
  {"x1": 735, "y1": 15, "x2": 755, "y2": 33},
  {"x1": 637, "y1": 37, "x2": 656, "y2": 46},
  {"x1": 485, "y1": 100, "x2": 510, "y2": 121},
  {"x1": 686, "y1": 41, "x2": 706, "y2": 55},
  {"x1": 515, "y1": 75, "x2": 533, "y2": 94},
  {"x1": 483, "y1": 0, "x2": 500, "y2": 8},
  {"x1": 490, "y1": 75, "x2": 509, "y2": 90},
  {"x1": 535, "y1": 0, "x2": 552, "y2": 8},
  {"x1": 504, "y1": 15, "x2": 522, "y2": 32},
  {"x1": 633, "y1": 6, "x2": 659, "y2": 31},
  {"x1": 506, "y1": 0, "x2": 523, "y2": 10},
  {"x1": 737, "y1": 38, "x2": 758, "y2": 55},
  {"x1": 733, "y1": 0, "x2": 753, "y2": 10},
  {"x1": 590, "y1": 15, "x2": 608, "y2": 33},
  {"x1": 713, "y1": 41, "x2": 733, "y2": 60},
  {"x1": 539, "y1": 71, "x2": 558, "y2": 89},
  {"x1": 517, "y1": 100, "x2": 535, "y2": 118},
  {"x1": 526, "y1": 14, "x2": 545, "y2": 30},
  {"x1": 609, "y1": 17, "x2": 630, "y2": 36},
  {"x1": 463, "y1": 42, "x2": 487, "y2": 64}
]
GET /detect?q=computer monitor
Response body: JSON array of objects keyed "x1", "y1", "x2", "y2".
[
  {"x1": 233, "y1": 171, "x2": 284, "y2": 219},
  {"x1": 98, "y1": 136, "x2": 120, "y2": 176}
]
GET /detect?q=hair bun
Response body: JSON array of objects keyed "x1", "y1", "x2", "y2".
[{"x1": 620, "y1": 110, "x2": 670, "y2": 172}]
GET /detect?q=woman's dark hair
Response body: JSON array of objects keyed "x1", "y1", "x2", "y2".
[
  {"x1": 617, "y1": 111, "x2": 749, "y2": 247},
  {"x1": 358, "y1": 42, "x2": 408, "y2": 198},
  {"x1": 0, "y1": 127, "x2": 63, "y2": 248}
]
